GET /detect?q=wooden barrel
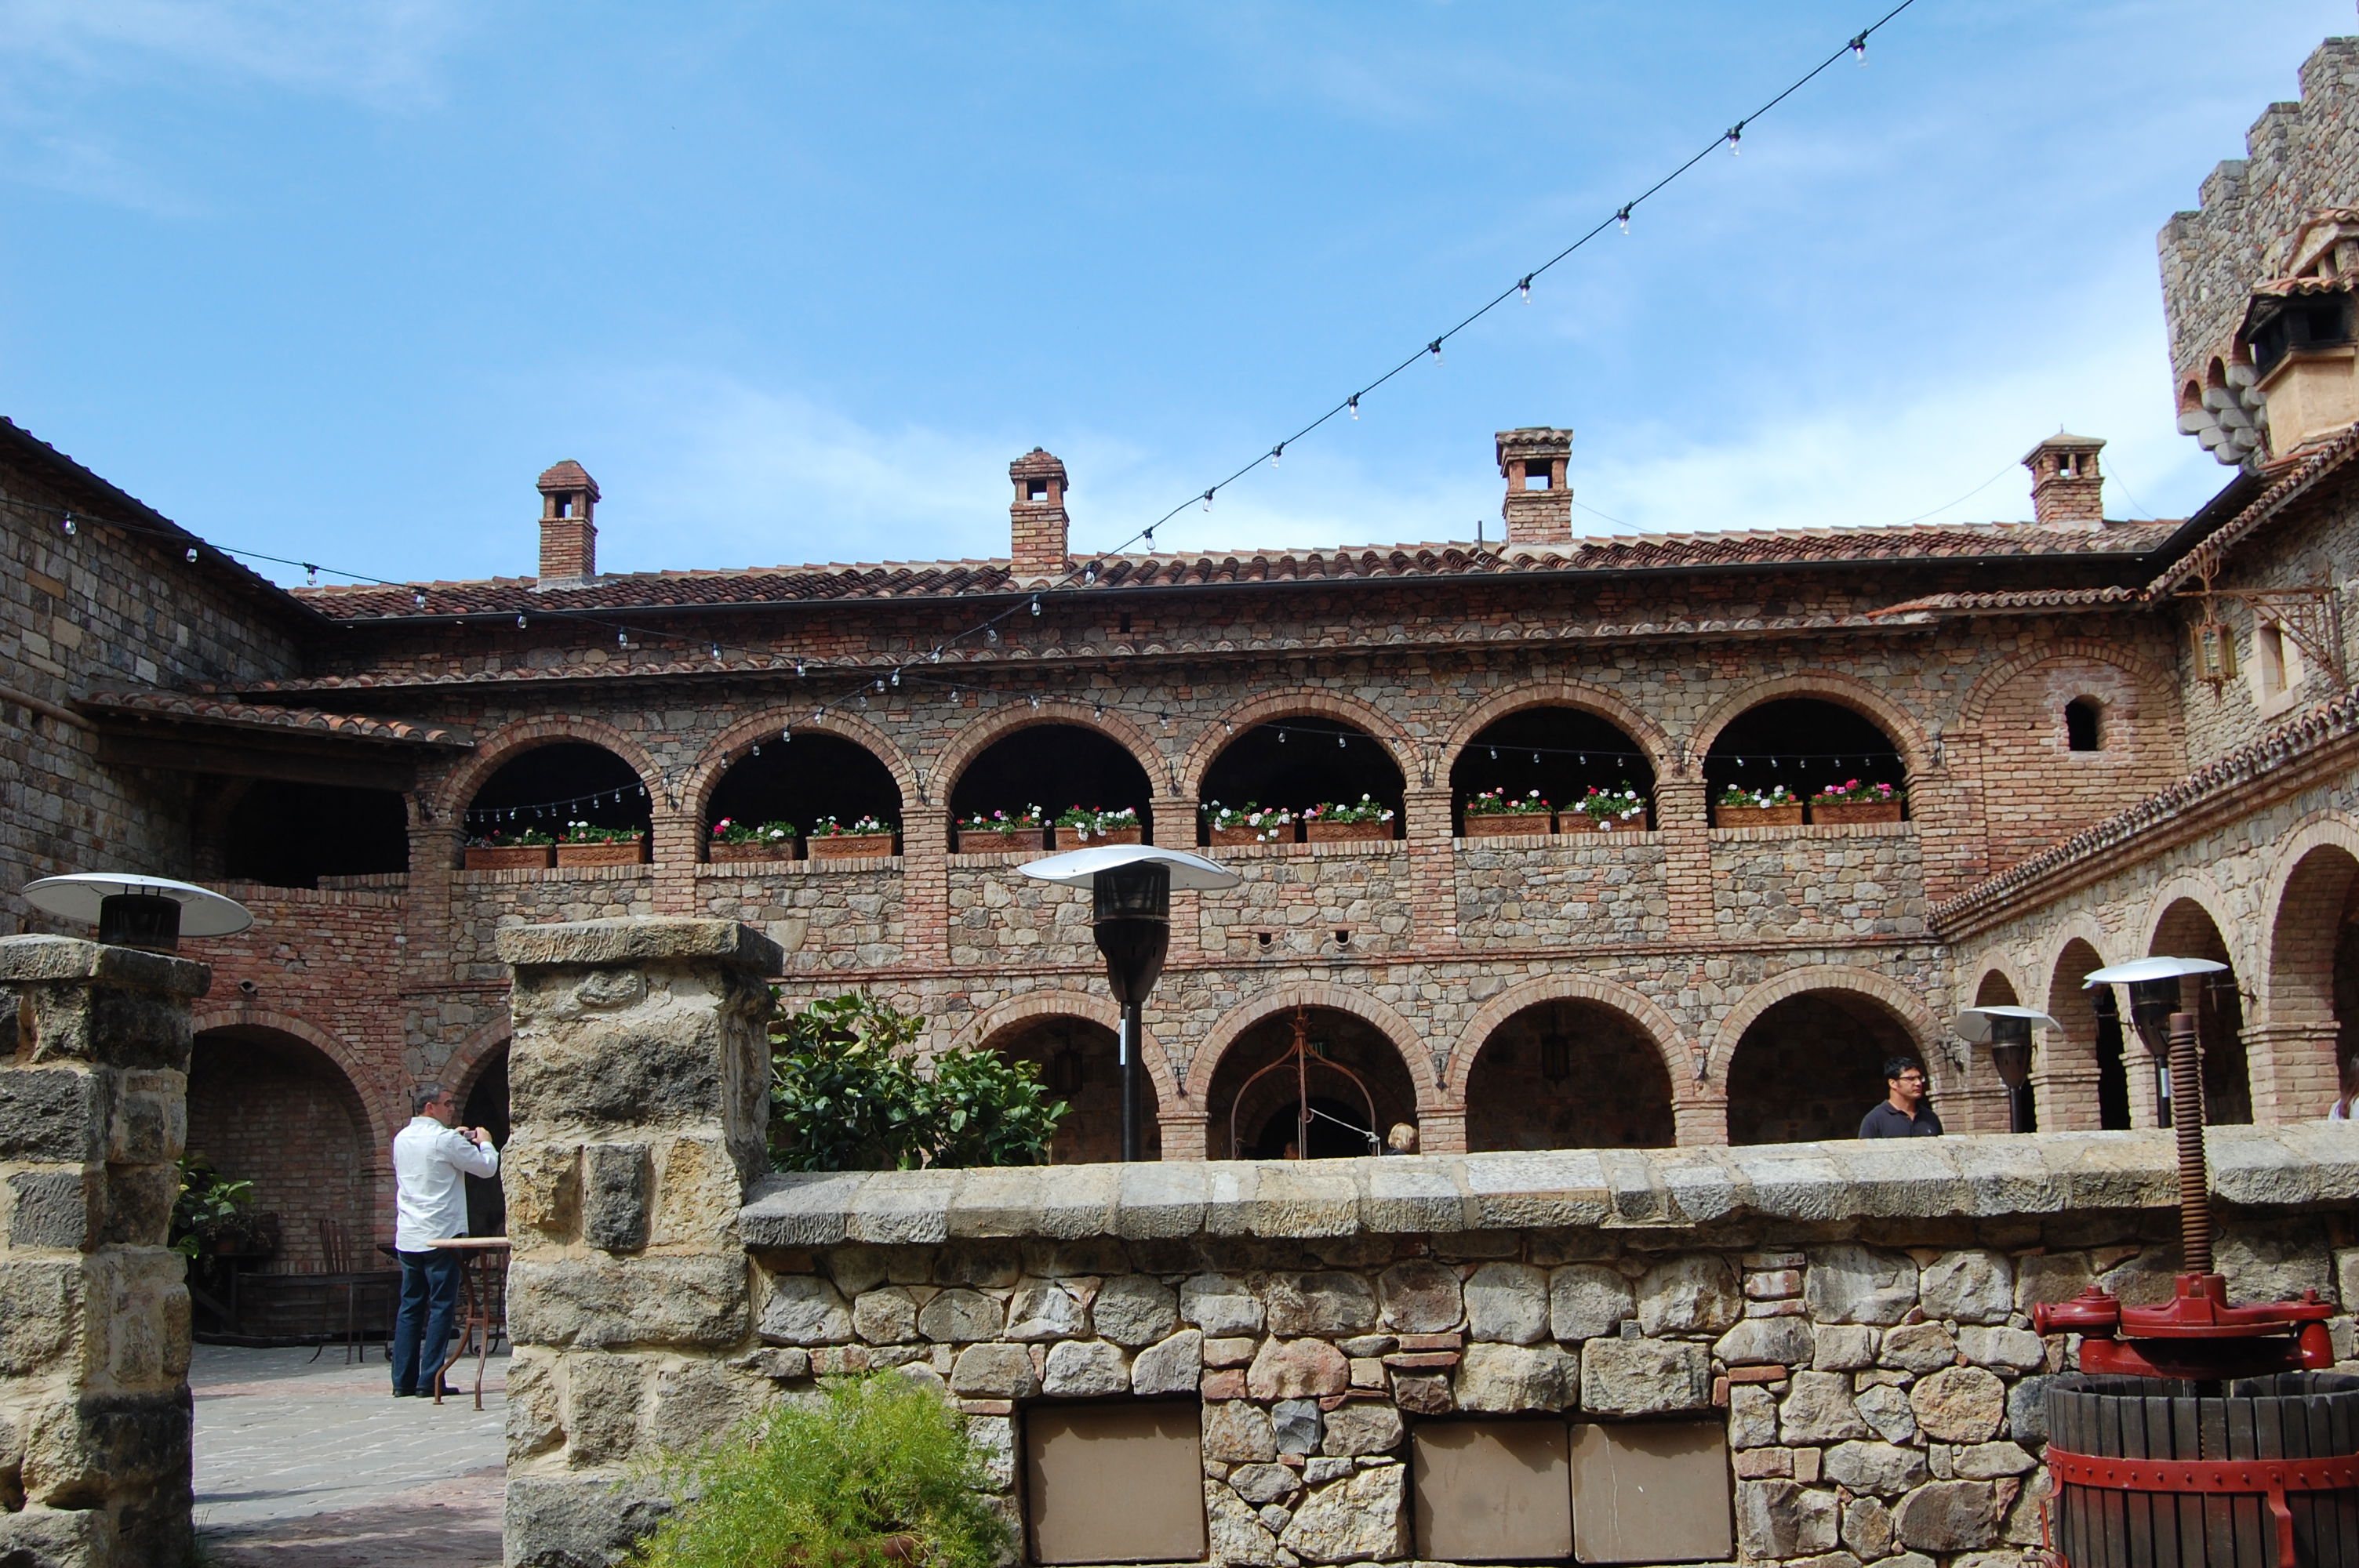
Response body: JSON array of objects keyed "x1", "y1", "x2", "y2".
[{"x1": 2047, "y1": 1372, "x2": 2359, "y2": 1568}]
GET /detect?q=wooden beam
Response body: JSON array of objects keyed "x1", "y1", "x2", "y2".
[{"x1": 93, "y1": 732, "x2": 417, "y2": 792}]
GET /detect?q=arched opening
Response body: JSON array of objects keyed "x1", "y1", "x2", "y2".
[
  {"x1": 1199, "y1": 717, "x2": 1404, "y2": 843},
  {"x1": 2049, "y1": 940, "x2": 2130, "y2": 1131},
  {"x1": 2152, "y1": 898, "x2": 2252, "y2": 1126},
  {"x1": 981, "y1": 1015, "x2": 1156, "y2": 1163},
  {"x1": 1726, "y1": 990, "x2": 1919, "y2": 1145},
  {"x1": 1703, "y1": 699, "x2": 1906, "y2": 821},
  {"x1": 1463, "y1": 1000, "x2": 1674, "y2": 1151},
  {"x1": 187, "y1": 1026, "x2": 376, "y2": 1276},
  {"x1": 465, "y1": 741, "x2": 649, "y2": 840},
  {"x1": 1449, "y1": 708, "x2": 1656, "y2": 833},
  {"x1": 461, "y1": 1045, "x2": 511, "y2": 1238},
  {"x1": 1205, "y1": 1007, "x2": 1419, "y2": 1159},
  {"x1": 2064, "y1": 698, "x2": 2104, "y2": 753},
  {"x1": 1972, "y1": 971, "x2": 2035, "y2": 1132},
  {"x1": 947, "y1": 724, "x2": 1153, "y2": 848},
  {"x1": 707, "y1": 733, "x2": 903, "y2": 850},
  {"x1": 2267, "y1": 845, "x2": 2359, "y2": 1116},
  {"x1": 222, "y1": 781, "x2": 409, "y2": 887}
]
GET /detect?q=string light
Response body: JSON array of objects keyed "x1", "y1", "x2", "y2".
[
  {"x1": 1201, "y1": 490, "x2": 1214, "y2": 512},
  {"x1": 711, "y1": 642, "x2": 722, "y2": 659},
  {"x1": 413, "y1": 590, "x2": 426, "y2": 608},
  {"x1": 60, "y1": 511, "x2": 75, "y2": 536},
  {"x1": 1427, "y1": 339, "x2": 1444, "y2": 364},
  {"x1": 1269, "y1": 445, "x2": 1284, "y2": 467},
  {"x1": 1518, "y1": 275, "x2": 1532, "y2": 302},
  {"x1": 1725, "y1": 122, "x2": 1743, "y2": 154},
  {"x1": 517, "y1": 614, "x2": 528, "y2": 629},
  {"x1": 795, "y1": 660, "x2": 806, "y2": 677},
  {"x1": 1616, "y1": 205, "x2": 1632, "y2": 234},
  {"x1": 1030, "y1": 595, "x2": 1041, "y2": 616},
  {"x1": 304, "y1": 564, "x2": 318, "y2": 585},
  {"x1": 185, "y1": 547, "x2": 198, "y2": 563},
  {"x1": 1851, "y1": 31, "x2": 1867, "y2": 63}
]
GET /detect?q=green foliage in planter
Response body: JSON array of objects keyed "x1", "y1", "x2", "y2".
[
  {"x1": 812, "y1": 814, "x2": 896, "y2": 837},
  {"x1": 170, "y1": 1156, "x2": 257, "y2": 1260},
  {"x1": 1717, "y1": 783, "x2": 1799, "y2": 808},
  {"x1": 1570, "y1": 784, "x2": 1647, "y2": 825},
  {"x1": 1465, "y1": 786, "x2": 1550, "y2": 818},
  {"x1": 711, "y1": 817, "x2": 798, "y2": 845},
  {"x1": 469, "y1": 828, "x2": 555, "y2": 847},
  {"x1": 560, "y1": 820, "x2": 644, "y2": 844},
  {"x1": 954, "y1": 805, "x2": 1043, "y2": 835},
  {"x1": 769, "y1": 992, "x2": 1066, "y2": 1171},
  {"x1": 1052, "y1": 804, "x2": 1139, "y2": 837},
  {"x1": 629, "y1": 1373, "x2": 1010, "y2": 1568},
  {"x1": 1304, "y1": 794, "x2": 1394, "y2": 826}
]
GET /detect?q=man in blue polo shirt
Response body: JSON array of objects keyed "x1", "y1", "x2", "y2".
[{"x1": 1859, "y1": 1057, "x2": 1942, "y2": 1138}]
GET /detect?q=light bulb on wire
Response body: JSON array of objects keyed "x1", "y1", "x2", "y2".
[
  {"x1": 1725, "y1": 123, "x2": 1743, "y2": 155},
  {"x1": 1518, "y1": 275, "x2": 1532, "y2": 302},
  {"x1": 1616, "y1": 205, "x2": 1632, "y2": 235},
  {"x1": 1427, "y1": 339, "x2": 1443, "y2": 364},
  {"x1": 1347, "y1": 395, "x2": 1359, "y2": 420},
  {"x1": 1850, "y1": 32, "x2": 1866, "y2": 64}
]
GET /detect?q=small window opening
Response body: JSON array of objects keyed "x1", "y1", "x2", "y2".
[
  {"x1": 1256, "y1": 931, "x2": 1273, "y2": 949},
  {"x1": 2064, "y1": 698, "x2": 2103, "y2": 752},
  {"x1": 1334, "y1": 929, "x2": 1351, "y2": 947},
  {"x1": 2259, "y1": 621, "x2": 2293, "y2": 697},
  {"x1": 1521, "y1": 463, "x2": 1552, "y2": 491},
  {"x1": 1118, "y1": 612, "x2": 1132, "y2": 634},
  {"x1": 1026, "y1": 478, "x2": 1050, "y2": 502},
  {"x1": 554, "y1": 495, "x2": 573, "y2": 518}
]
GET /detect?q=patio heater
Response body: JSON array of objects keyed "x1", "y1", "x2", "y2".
[
  {"x1": 2028, "y1": 956, "x2": 2352, "y2": 1568},
  {"x1": 22, "y1": 872, "x2": 252, "y2": 952},
  {"x1": 1950, "y1": 1004, "x2": 2059, "y2": 1133},
  {"x1": 1021, "y1": 844, "x2": 1239, "y2": 1162}
]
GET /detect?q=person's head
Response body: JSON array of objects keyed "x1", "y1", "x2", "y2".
[
  {"x1": 1386, "y1": 1122, "x2": 1419, "y2": 1155},
  {"x1": 413, "y1": 1083, "x2": 456, "y2": 1125},
  {"x1": 1884, "y1": 1058, "x2": 1928, "y2": 1107}
]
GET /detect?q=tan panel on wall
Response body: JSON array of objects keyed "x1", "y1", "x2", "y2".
[
  {"x1": 1568, "y1": 1421, "x2": 1733, "y2": 1565},
  {"x1": 1412, "y1": 1419, "x2": 1574, "y2": 1563},
  {"x1": 1025, "y1": 1403, "x2": 1208, "y2": 1566}
]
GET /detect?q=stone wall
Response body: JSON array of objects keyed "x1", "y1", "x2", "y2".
[{"x1": 0, "y1": 935, "x2": 206, "y2": 1567}]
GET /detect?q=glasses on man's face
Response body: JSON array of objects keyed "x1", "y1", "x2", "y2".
[{"x1": 1896, "y1": 1074, "x2": 1925, "y2": 1087}]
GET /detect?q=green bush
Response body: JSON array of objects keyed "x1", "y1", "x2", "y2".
[
  {"x1": 769, "y1": 992, "x2": 1066, "y2": 1171},
  {"x1": 630, "y1": 1374, "x2": 1011, "y2": 1568}
]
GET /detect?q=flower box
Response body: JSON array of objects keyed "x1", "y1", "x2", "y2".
[
  {"x1": 708, "y1": 840, "x2": 798, "y2": 863},
  {"x1": 1573, "y1": 814, "x2": 1649, "y2": 832},
  {"x1": 556, "y1": 839, "x2": 645, "y2": 867},
  {"x1": 1463, "y1": 813, "x2": 1552, "y2": 838},
  {"x1": 809, "y1": 833, "x2": 896, "y2": 860},
  {"x1": 464, "y1": 844, "x2": 554, "y2": 870},
  {"x1": 1811, "y1": 800, "x2": 1903, "y2": 826},
  {"x1": 1211, "y1": 824, "x2": 1291, "y2": 848},
  {"x1": 1716, "y1": 804, "x2": 1803, "y2": 829},
  {"x1": 955, "y1": 829, "x2": 1045, "y2": 854},
  {"x1": 1306, "y1": 819, "x2": 1391, "y2": 844},
  {"x1": 1057, "y1": 826, "x2": 1143, "y2": 847}
]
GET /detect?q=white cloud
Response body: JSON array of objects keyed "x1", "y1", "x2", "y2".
[{"x1": 0, "y1": 0, "x2": 466, "y2": 105}]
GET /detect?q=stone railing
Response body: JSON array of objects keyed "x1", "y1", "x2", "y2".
[{"x1": 495, "y1": 916, "x2": 2359, "y2": 1568}]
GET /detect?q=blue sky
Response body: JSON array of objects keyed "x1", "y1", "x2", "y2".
[{"x1": 0, "y1": 2, "x2": 2352, "y2": 588}]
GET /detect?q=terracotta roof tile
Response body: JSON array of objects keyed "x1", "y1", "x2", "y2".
[
  {"x1": 1867, "y1": 586, "x2": 2142, "y2": 619},
  {"x1": 75, "y1": 690, "x2": 473, "y2": 747},
  {"x1": 2147, "y1": 423, "x2": 2359, "y2": 595}
]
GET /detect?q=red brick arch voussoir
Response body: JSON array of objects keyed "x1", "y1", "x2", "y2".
[
  {"x1": 1441, "y1": 971, "x2": 1698, "y2": 1109},
  {"x1": 1687, "y1": 673, "x2": 1936, "y2": 782},
  {"x1": 1191, "y1": 982, "x2": 1440, "y2": 1114},
  {"x1": 950, "y1": 988, "x2": 1187, "y2": 1118},
  {"x1": 432, "y1": 715, "x2": 667, "y2": 825},
  {"x1": 930, "y1": 701, "x2": 1167, "y2": 809},
  {"x1": 677, "y1": 708, "x2": 918, "y2": 826},
  {"x1": 1701, "y1": 965, "x2": 1945, "y2": 1091},
  {"x1": 1438, "y1": 679, "x2": 1677, "y2": 784},
  {"x1": 1175, "y1": 688, "x2": 1418, "y2": 801}
]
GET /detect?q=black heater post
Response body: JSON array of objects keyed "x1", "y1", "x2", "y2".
[{"x1": 1092, "y1": 862, "x2": 1170, "y2": 1163}]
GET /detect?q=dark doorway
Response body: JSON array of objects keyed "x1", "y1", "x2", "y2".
[
  {"x1": 1206, "y1": 1007, "x2": 1418, "y2": 1159},
  {"x1": 467, "y1": 742, "x2": 649, "y2": 837},
  {"x1": 1465, "y1": 1001, "x2": 1674, "y2": 1150},
  {"x1": 985, "y1": 1016, "x2": 1158, "y2": 1163},
  {"x1": 463, "y1": 1047, "x2": 510, "y2": 1238},
  {"x1": 1726, "y1": 992, "x2": 1917, "y2": 1145},
  {"x1": 707, "y1": 734, "x2": 903, "y2": 842}
]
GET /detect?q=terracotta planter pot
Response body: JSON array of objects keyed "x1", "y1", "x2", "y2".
[
  {"x1": 1056, "y1": 826, "x2": 1143, "y2": 848},
  {"x1": 955, "y1": 829, "x2": 1044, "y2": 854},
  {"x1": 1209, "y1": 823, "x2": 1292, "y2": 847},
  {"x1": 1715, "y1": 804, "x2": 1803, "y2": 829},
  {"x1": 708, "y1": 840, "x2": 798, "y2": 863},
  {"x1": 1463, "y1": 812, "x2": 1553, "y2": 838},
  {"x1": 463, "y1": 844, "x2": 554, "y2": 870},
  {"x1": 1306, "y1": 819, "x2": 1392, "y2": 844},
  {"x1": 556, "y1": 840, "x2": 645, "y2": 866},
  {"x1": 1567, "y1": 814, "x2": 1648, "y2": 833},
  {"x1": 809, "y1": 833, "x2": 896, "y2": 860},
  {"x1": 1810, "y1": 799, "x2": 1904, "y2": 826}
]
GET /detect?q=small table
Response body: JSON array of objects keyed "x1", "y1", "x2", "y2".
[{"x1": 427, "y1": 1236, "x2": 511, "y2": 1410}]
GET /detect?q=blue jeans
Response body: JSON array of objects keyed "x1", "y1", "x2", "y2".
[{"x1": 391, "y1": 1247, "x2": 462, "y2": 1395}]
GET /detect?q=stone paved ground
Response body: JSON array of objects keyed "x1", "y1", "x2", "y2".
[{"x1": 192, "y1": 1342, "x2": 507, "y2": 1567}]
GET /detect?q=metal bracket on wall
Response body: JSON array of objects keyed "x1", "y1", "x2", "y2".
[{"x1": 2186, "y1": 574, "x2": 2347, "y2": 688}]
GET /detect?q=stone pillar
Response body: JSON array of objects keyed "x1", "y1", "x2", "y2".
[
  {"x1": 1672, "y1": 1088, "x2": 1728, "y2": 1147},
  {"x1": 496, "y1": 918, "x2": 781, "y2": 1567},
  {"x1": 0, "y1": 935, "x2": 207, "y2": 1568},
  {"x1": 1656, "y1": 779, "x2": 1714, "y2": 942},
  {"x1": 1401, "y1": 787, "x2": 1456, "y2": 949},
  {"x1": 901, "y1": 804, "x2": 951, "y2": 965},
  {"x1": 2242, "y1": 1019, "x2": 2343, "y2": 1124}
]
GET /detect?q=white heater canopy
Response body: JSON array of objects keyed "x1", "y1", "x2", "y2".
[
  {"x1": 2082, "y1": 956, "x2": 2228, "y2": 988},
  {"x1": 1952, "y1": 1005, "x2": 2062, "y2": 1043},
  {"x1": 1021, "y1": 844, "x2": 1241, "y2": 891},
  {"x1": 22, "y1": 873, "x2": 253, "y2": 937}
]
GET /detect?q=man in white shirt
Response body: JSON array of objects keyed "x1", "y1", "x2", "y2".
[{"x1": 389, "y1": 1083, "x2": 500, "y2": 1398}]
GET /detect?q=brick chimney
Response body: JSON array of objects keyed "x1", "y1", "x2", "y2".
[
  {"x1": 1496, "y1": 427, "x2": 1573, "y2": 546},
  {"x1": 536, "y1": 460, "x2": 600, "y2": 581},
  {"x1": 2022, "y1": 434, "x2": 2107, "y2": 531},
  {"x1": 1009, "y1": 448, "x2": 1069, "y2": 578}
]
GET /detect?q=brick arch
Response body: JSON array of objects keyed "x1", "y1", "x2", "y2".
[
  {"x1": 2141, "y1": 873, "x2": 2249, "y2": 975},
  {"x1": 677, "y1": 708, "x2": 917, "y2": 824},
  {"x1": 1687, "y1": 673, "x2": 1933, "y2": 781},
  {"x1": 1968, "y1": 958, "x2": 2027, "y2": 1011},
  {"x1": 930, "y1": 701, "x2": 1165, "y2": 808},
  {"x1": 1175, "y1": 688, "x2": 1417, "y2": 800},
  {"x1": 1438, "y1": 680, "x2": 1675, "y2": 781},
  {"x1": 432, "y1": 715, "x2": 666, "y2": 823},
  {"x1": 445, "y1": 1016, "x2": 514, "y2": 1111},
  {"x1": 1441, "y1": 972, "x2": 1696, "y2": 1106},
  {"x1": 1193, "y1": 982, "x2": 1439, "y2": 1112},
  {"x1": 1703, "y1": 965, "x2": 1943, "y2": 1089},
  {"x1": 2037, "y1": 914, "x2": 2117, "y2": 1017},
  {"x1": 189, "y1": 1005, "x2": 399, "y2": 1157},
  {"x1": 950, "y1": 988, "x2": 1186, "y2": 1118},
  {"x1": 2259, "y1": 815, "x2": 2359, "y2": 1025},
  {"x1": 1957, "y1": 639, "x2": 2179, "y2": 738}
]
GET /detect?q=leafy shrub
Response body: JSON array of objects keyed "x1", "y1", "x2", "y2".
[
  {"x1": 1815, "y1": 779, "x2": 1899, "y2": 805},
  {"x1": 170, "y1": 1156, "x2": 258, "y2": 1259},
  {"x1": 629, "y1": 1374, "x2": 1011, "y2": 1568},
  {"x1": 1304, "y1": 795, "x2": 1394, "y2": 826},
  {"x1": 955, "y1": 806, "x2": 1043, "y2": 836},
  {"x1": 1203, "y1": 800, "x2": 1292, "y2": 839},
  {"x1": 1052, "y1": 804, "x2": 1139, "y2": 839},
  {"x1": 769, "y1": 992, "x2": 1065, "y2": 1171},
  {"x1": 468, "y1": 828, "x2": 555, "y2": 847}
]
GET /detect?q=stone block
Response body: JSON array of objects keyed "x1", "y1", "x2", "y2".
[
  {"x1": 581, "y1": 1142, "x2": 651, "y2": 1254},
  {"x1": 1959, "y1": 1326, "x2": 2045, "y2": 1373},
  {"x1": 1954, "y1": 1441, "x2": 2037, "y2": 1478},
  {"x1": 1209, "y1": 1484, "x2": 1280, "y2": 1566},
  {"x1": 1042, "y1": 1339, "x2": 1129, "y2": 1396},
  {"x1": 1911, "y1": 1367, "x2": 2006, "y2": 1443},
  {"x1": 1636, "y1": 1254, "x2": 1741, "y2": 1335},
  {"x1": 1249, "y1": 1338, "x2": 1349, "y2": 1399},
  {"x1": 107, "y1": 1083, "x2": 181, "y2": 1166},
  {"x1": 1267, "y1": 1272, "x2": 1379, "y2": 1336},
  {"x1": 1094, "y1": 1274, "x2": 1180, "y2": 1347},
  {"x1": 1201, "y1": 1368, "x2": 1248, "y2": 1401},
  {"x1": 9, "y1": 1171, "x2": 97, "y2": 1251},
  {"x1": 1730, "y1": 1385, "x2": 1780, "y2": 1447},
  {"x1": 565, "y1": 1353, "x2": 647, "y2": 1466},
  {"x1": 1454, "y1": 1341, "x2": 1575, "y2": 1412},
  {"x1": 1737, "y1": 1479, "x2": 1840, "y2": 1559},
  {"x1": 1881, "y1": 1319, "x2": 1958, "y2": 1374},
  {"x1": 914, "y1": 1286, "x2": 1001, "y2": 1342},
  {"x1": 1822, "y1": 1440, "x2": 1929, "y2": 1496},
  {"x1": 949, "y1": 1342, "x2": 1040, "y2": 1399},
  {"x1": 1231, "y1": 1461, "x2": 1300, "y2": 1506},
  {"x1": 1548, "y1": 1262, "x2": 1632, "y2": 1342},
  {"x1": 1272, "y1": 1399, "x2": 1321, "y2": 1455},
  {"x1": 2006, "y1": 1374, "x2": 2051, "y2": 1443},
  {"x1": 1844, "y1": 1495, "x2": 1895, "y2": 1559},
  {"x1": 1717, "y1": 1314, "x2": 1813, "y2": 1368},
  {"x1": 1780, "y1": 1370, "x2": 1871, "y2": 1444},
  {"x1": 504, "y1": 1472, "x2": 676, "y2": 1568},
  {"x1": 1204, "y1": 1335, "x2": 1256, "y2": 1367},
  {"x1": 24, "y1": 971, "x2": 199, "y2": 1070},
  {"x1": 100, "y1": 1163, "x2": 175, "y2": 1248},
  {"x1": 0, "y1": 1260, "x2": 78, "y2": 1376},
  {"x1": 1205, "y1": 1400, "x2": 1277, "y2": 1463},
  {"x1": 0, "y1": 1067, "x2": 104, "y2": 1164},
  {"x1": 1005, "y1": 1279, "x2": 1087, "y2": 1341},
  {"x1": 513, "y1": 1254, "x2": 749, "y2": 1351},
  {"x1": 502, "y1": 1142, "x2": 580, "y2": 1236},
  {"x1": 1893, "y1": 1480, "x2": 2000, "y2": 1552},
  {"x1": 852, "y1": 1286, "x2": 918, "y2": 1345},
  {"x1": 507, "y1": 1352, "x2": 564, "y2": 1460},
  {"x1": 1376, "y1": 1260, "x2": 1463, "y2": 1333},
  {"x1": 497, "y1": 916, "x2": 783, "y2": 972},
  {"x1": 1921, "y1": 1250, "x2": 2013, "y2": 1324},
  {"x1": 1806, "y1": 1245, "x2": 1918, "y2": 1325},
  {"x1": 0, "y1": 1506, "x2": 107, "y2": 1567},
  {"x1": 1278, "y1": 1461, "x2": 1408, "y2": 1563},
  {"x1": 1856, "y1": 1381, "x2": 1918, "y2": 1444},
  {"x1": 1182, "y1": 1272, "x2": 1266, "y2": 1336},
  {"x1": 1321, "y1": 1402, "x2": 1403, "y2": 1457},
  {"x1": 1581, "y1": 1336, "x2": 1710, "y2": 1415},
  {"x1": 1132, "y1": 1330, "x2": 1202, "y2": 1396},
  {"x1": 757, "y1": 1274, "x2": 854, "y2": 1346},
  {"x1": 1463, "y1": 1261, "x2": 1550, "y2": 1345},
  {"x1": 1392, "y1": 1372, "x2": 1452, "y2": 1414}
]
